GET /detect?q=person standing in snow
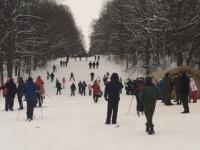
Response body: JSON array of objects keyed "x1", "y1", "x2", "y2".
[
  {"x1": 0, "y1": 78, "x2": 17, "y2": 111},
  {"x1": 104, "y1": 73, "x2": 124, "y2": 124},
  {"x1": 89, "y1": 61, "x2": 92, "y2": 69},
  {"x1": 135, "y1": 77, "x2": 145, "y2": 116},
  {"x1": 161, "y1": 73, "x2": 173, "y2": 106},
  {"x1": 56, "y1": 79, "x2": 62, "y2": 95},
  {"x1": 23, "y1": 77, "x2": 37, "y2": 121},
  {"x1": 96, "y1": 61, "x2": 99, "y2": 69},
  {"x1": 81, "y1": 81, "x2": 87, "y2": 96},
  {"x1": 97, "y1": 56, "x2": 100, "y2": 61},
  {"x1": 53, "y1": 65, "x2": 57, "y2": 72},
  {"x1": 140, "y1": 76, "x2": 160, "y2": 135},
  {"x1": 78, "y1": 81, "x2": 82, "y2": 94},
  {"x1": 50, "y1": 72, "x2": 55, "y2": 82},
  {"x1": 190, "y1": 77, "x2": 198, "y2": 103},
  {"x1": 180, "y1": 72, "x2": 190, "y2": 113},
  {"x1": 47, "y1": 71, "x2": 50, "y2": 80},
  {"x1": 17, "y1": 77, "x2": 24, "y2": 110},
  {"x1": 92, "y1": 62, "x2": 96, "y2": 69},
  {"x1": 91, "y1": 80, "x2": 101, "y2": 103},
  {"x1": 90, "y1": 72, "x2": 94, "y2": 81},
  {"x1": 35, "y1": 76, "x2": 45, "y2": 107},
  {"x1": 70, "y1": 83, "x2": 76, "y2": 96}
]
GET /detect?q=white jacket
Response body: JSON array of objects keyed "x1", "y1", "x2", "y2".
[{"x1": 190, "y1": 78, "x2": 198, "y2": 92}]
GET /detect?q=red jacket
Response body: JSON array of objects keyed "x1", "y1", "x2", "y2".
[{"x1": 91, "y1": 83, "x2": 100, "y2": 95}]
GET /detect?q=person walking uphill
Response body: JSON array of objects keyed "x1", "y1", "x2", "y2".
[
  {"x1": 91, "y1": 80, "x2": 101, "y2": 103},
  {"x1": 140, "y1": 76, "x2": 160, "y2": 135},
  {"x1": 23, "y1": 77, "x2": 37, "y2": 121},
  {"x1": 180, "y1": 73, "x2": 190, "y2": 113},
  {"x1": 104, "y1": 73, "x2": 124, "y2": 125}
]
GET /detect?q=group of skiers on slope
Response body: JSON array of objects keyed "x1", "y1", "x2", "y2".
[
  {"x1": 0, "y1": 76, "x2": 45, "y2": 121},
  {"x1": 88, "y1": 55, "x2": 101, "y2": 69}
]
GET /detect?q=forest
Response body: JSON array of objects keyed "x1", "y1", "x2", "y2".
[
  {"x1": 90, "y1": 0, "x2": 200, "y2": 73},
  {"x1": 0, "y1": 0, "x2": 85, "y2": 84}
]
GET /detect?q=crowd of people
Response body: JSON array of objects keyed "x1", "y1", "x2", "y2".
[{"x1": 0, "y1": 55, "x2": 199, "y2": 136}]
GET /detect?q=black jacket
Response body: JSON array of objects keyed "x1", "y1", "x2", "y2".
[
  {"x1": 180, "y1": 74, "x2": 190, "y2": 97},
  {"x1": 104, "y1": 81, "x2": 123, "y2": 101}
]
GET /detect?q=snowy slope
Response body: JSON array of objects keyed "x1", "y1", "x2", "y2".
[{"x1": 0, "y1": 56, "x2": 200, "y2": 150}]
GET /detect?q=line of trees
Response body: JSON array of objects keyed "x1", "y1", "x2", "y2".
[
  {"x1": 0, "y1": 0, "x2": 85, "y2": 85},
  {"x1": 90, "y1": 0, "x2": 200, "y2": 73}
]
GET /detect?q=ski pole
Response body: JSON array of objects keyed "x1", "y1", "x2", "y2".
[{"x1": 127, "y1": 95, "x2": 134, "y2": 115}]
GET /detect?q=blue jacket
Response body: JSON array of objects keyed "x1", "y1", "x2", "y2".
[{"x1": 23, "y1": 80, "x2": 37, "y2": 102}]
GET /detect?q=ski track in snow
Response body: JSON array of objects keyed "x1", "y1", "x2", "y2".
[{"x1": 0, "y1": 56, "x2": 200, "y2": 150}]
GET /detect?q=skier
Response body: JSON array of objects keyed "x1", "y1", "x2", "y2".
[
  {"x1": 94, "y1": 56, "x2": 97, "y2": 61},
  {"x1": 62, "y1": 77, "x2": 66, "y2": 88},
  {"x1": 96, "y1": 61, "x2": 99, "y2": 68},
  {"x1": 35, "y1": 76, "x2": 45, "y2": 107},
  {"x1": 56, "y1": 79, "x2": 62, "y2": 95},
  {"x1": 81, "y1": 81, "x2": 87, "y2": 96},
  {"x1": 92, "y1": 62, "x2": 96, "y2": 69},
  {"x1": 70, "y1": 83, "x2": 76, "y2": 96},
  {"x1": 91, "y1": 80, "x2": 101, "y2": 103},
  {"x1": 60, "y1": 61, "x2": 63, "y2": 67},
  {"x1": 190, "y1": 77, "x2": 198, "y2": 103},
  {"x1": 180, "y1": 72, "x2": 190, "y2": 113},
  {"x1": 135, "y1": 77, "x2": 145, "y2": 116},
  {"x1": 23, "y1": 77, "x2": 37, "y2": 121},
  {"x1": 104, "y1": 73, "x2": 124, "y2": 125},
  {"x1": 69, "y1": 72, "x2": 75, "y2": 81},
  {"x1": 140, "y1": 76, "x2": 160, "y2": 135},
  {"x1": 0, "y1": 78, "x2": 17, "y2": 111},
  {"x1": 65, "y1": 61, "x2": 68, "y2": 67},
  {"x1": 17, "y1": 77, "x2": 24, "y2": 110},
  {"x1": 90, "y1": 72, "x2": 94, "y2": 81},
  {"x1": 53, "y1": 65, "x2": 57, "y2": 72},
  {"x1": 50, "y1": 72, "x2": 55, "y2": 82},
  {"x1": 89, "y1": 62, "x2": 92, "y2": 69}
]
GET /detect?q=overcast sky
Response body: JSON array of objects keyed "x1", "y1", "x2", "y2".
[{"x1": 57, "y1": 0, "x2": 106, "y2": 51}]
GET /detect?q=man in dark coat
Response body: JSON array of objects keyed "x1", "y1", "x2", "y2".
[
  {"x1": 23, "y1": 77, "x2": 37, "y2": 120},
  {"x1": 70, "y1": 83, "x2": 76, "y2": 96},
  {"x1": 104, "y1": 73, "x2": 124, "y2": 124},
  {"x1": 161, "y1": 73, "x2": 173, "y2": 105},
  {"x1": 56, "y1": 79, "x2": 62, "y2": 95},
  {"x1": 96, "y1": 61, "x2": 99, "y2": 68},
  {"x1": 81, "y1": 81, "x2": 87, "y2": 96},
  {"x1": 92, "y1": 62, "x2": 96, "y2": 69},
  {"x1": 140, "y1": 76, "x2": 160, "y2": 135},
  {"x1": 50, "y1": 72, "x2": 55, "y2": 82},
  {"x1": 0, "y1": 78, "x2": 17, "y2": 111},
  {"x1": 180, "y1": 72, "x2": 190, "y2": 113}
]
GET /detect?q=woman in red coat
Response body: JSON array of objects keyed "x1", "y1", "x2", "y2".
[{"x1": 91, "y1": 80, "x2": 100, "y2": 103}]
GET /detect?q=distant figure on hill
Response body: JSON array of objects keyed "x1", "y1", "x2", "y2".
[
  {"x1": 70, "y1": 83, "x2": 76, "y2": 96},
  {"x1": 96, "y1": 61, "x2": 99, "y2": 68},
  {"x1": 69, "y1": 72, "x2": 75, "y2": 81},
  {"x1": 92, "y1": 62, "x2": 96, "y2": 69}
]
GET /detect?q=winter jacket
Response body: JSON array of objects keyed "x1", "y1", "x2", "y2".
[
  {"x1": 70, "y1": 84, "x2": 76, "y2": 91},
  {"x1": 35, "y1": 77, "x2": 45, "y2": 96},
  {"x1": 140, "y1": 84, "x2": 160, "y2": 105},
  {"x1": 0, "y1": 80, "x2": 17, "y2": 97},
  {"x1": 23, "y1": 80, "x2": 37, "y2": 102},
  {"x1": 190, "y1": 78, "x2": 198, "y2": 92},
  {"x1": 104, "y1": 81, "x2": 123, "y2": 101},
  {"x1": 91, "y1": 83, "x2": 100, "y2": 95},
  {"x1": 56, "y1": 81, "x2": 62, "y2": 90},
  {"x1": 17, "y1": 82, "x2": 25, "y2": 97}
]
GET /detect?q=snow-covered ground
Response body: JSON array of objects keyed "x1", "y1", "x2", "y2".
[{"x1": 0, "y1": 56, "x2": 200, "y2": 150}]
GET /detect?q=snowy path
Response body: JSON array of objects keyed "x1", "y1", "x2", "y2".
[{"x1": 0, "y1": 56, "x2": 200, "y2": 150}]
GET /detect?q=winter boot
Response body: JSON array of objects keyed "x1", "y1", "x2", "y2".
[{"x1": 148, "y1": 126, "x2": 155, "y2": 135}]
